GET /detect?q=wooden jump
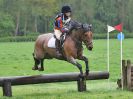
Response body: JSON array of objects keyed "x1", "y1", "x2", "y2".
[
  {"x1": 117, "y1": 60, "x2": 133, "y2": 90},
  {"x1": 0, "y1": 71, "x2": 109, "y2": 97}
]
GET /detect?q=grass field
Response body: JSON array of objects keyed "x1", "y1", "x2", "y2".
[{"x1": 0, "y1": 39, "x2": 133, "y2": 99}]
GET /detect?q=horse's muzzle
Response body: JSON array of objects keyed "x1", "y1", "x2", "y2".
[
  {"x1": 88, "y1": 47, "x2": 93, "y2": 51},
  {"x1": 88, "y1": 42, "x2": 93, "y2": 51},
  {"x1": 85, "y1": 41, "x2": 93, "y2": 51}
]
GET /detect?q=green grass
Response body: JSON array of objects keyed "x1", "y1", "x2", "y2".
[{"x1": 0, "y1": 39, "x2": 133, "y2": 98}]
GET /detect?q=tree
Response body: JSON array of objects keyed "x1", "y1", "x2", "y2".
[
  {"x1": 0, "y1": 12, "x2": 15, "y2": 36},
  {"x1": 27, "y1": 0, "x2": 58, "y2": 33},
  {"x1": 0, "y1": 0, "x2": 133, "y2": 36}
]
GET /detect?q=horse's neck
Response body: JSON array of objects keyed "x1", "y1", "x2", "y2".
[
  {"x1": 70, "y1": 29, "x2": 83, "y2": 41},
  {"x1": 66, "y1": 20, "x2": 84, "y2": 49},
  {"x1": 67, "y1": 29, "x2": 83, "y2": 50}
]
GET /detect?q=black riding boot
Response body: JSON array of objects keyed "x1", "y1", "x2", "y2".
[{"x1": 56, "y1": 39, "x2": 62, "y2": 57}]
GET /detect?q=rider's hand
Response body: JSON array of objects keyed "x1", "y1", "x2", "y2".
[
  {"x1": 61, "y1": 27, "x2": 69, "y2": 33},
  {"x1": 64, "y1": 28, "x2": 69, "y2": 32}
]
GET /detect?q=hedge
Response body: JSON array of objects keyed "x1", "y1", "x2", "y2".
[
  {"x1": 0, "y1": 36, "x2": 37, "y2": 42},
  {"x1": 0, "y1": 33, "x2": 133, "y2": 42}
]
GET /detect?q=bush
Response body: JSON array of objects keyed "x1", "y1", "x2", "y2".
[
  {"x1": 94, "y1": 33, "x2": 133, "y2": 39},
  {"x1": 0, "y1": 33, "x2": 133, "y2": 42}
]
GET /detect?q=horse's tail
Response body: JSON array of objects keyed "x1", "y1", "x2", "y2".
[
  {"x1": 33, "y1": 47, "x2": 38, "y2": 58},
  {"x1": 32, "y1": 52, "x2": 35, "y2": 57},
  {"x1": 32, "y1": 48, "x2": 36, "y2": 58}
]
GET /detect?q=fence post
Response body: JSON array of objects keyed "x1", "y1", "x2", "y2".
[
  {"x1": 127, "y1": 60, "x2": 131, "y2": 90},
  {"x1": 2, "y1": 79, "x2": 12, "y2": 97},
  {"x1": 77, "y1": 77, "x2": 86, "y2": 92},
  {"x1": 122, "y1": 60, "x2": 127, "y2": 89}
]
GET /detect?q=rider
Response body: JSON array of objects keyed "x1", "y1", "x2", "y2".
[{"x1": 54, "y1": 5, "x2": 72, "y2": 57}]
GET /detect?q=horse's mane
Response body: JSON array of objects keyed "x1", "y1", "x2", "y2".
[
  {"x1": 68, "y1": 20, "x2": 92, "y2": 34},
  {"x1": 69, "y1": 20, "x2": 82, "y2": 31},
  {"x1": 65, "y1": 20, "x2": 92, "y2": 49}
]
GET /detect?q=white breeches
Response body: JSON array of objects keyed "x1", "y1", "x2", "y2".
[{"x1": 54, "y1": 29, "x2": 62, "y2": 40}]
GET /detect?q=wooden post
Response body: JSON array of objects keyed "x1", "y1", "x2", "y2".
[
  {"x1": 127, "y1": 60, "x2": 131, "y2": 90},
  {"x1": 2, "y1": 80, "x2": 12, "y2": 97},
  {"x1": 122, "y1": 60, "x2": 127, "y2": 89},
  {"x1": 77, "y1": 77, "x2": 86, "y2": 92}
]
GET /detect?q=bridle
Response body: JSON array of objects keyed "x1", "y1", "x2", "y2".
[{"x1": 68, "y1": 20, "x2": 93, "y2": 49}]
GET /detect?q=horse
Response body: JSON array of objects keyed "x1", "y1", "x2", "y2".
[{"x1": 32, "y1": 21, "x2": 93, "y2": 76}]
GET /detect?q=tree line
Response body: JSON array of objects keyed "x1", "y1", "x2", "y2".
[{"x1": 0, "y1": 0, "x2": 133, "y2": 37}]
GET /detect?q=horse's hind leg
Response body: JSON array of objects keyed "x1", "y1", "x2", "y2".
[
  {"x1": 38, "y1": 59, "x2": 44, "y2": 71},
  {"x1": 32, "y1": 53, "x2": 40, "y2": 70}
]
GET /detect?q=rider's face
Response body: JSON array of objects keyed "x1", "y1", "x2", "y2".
[{"x1": 65, "y1": 12, "x2": 71, "y2": 17}]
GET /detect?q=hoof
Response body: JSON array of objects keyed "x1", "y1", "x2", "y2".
[
  {"x1": 86, "y1": 70, "x2": 89, "y2": 76},
  {"x1": 79, "y1": 73, "x2": 84, "y2": 78},
  {"x1": 38, "y1": 67, "x2": 44, "y2": 71},
  {"x1": 32, "y1": 66, "x2": 38, "y2": 70},
  {"x1": 117, "y1": 79, "x2": 122, "y2": 88}
]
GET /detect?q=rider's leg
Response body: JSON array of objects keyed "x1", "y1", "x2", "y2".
[
  {"x1": 55, "y1": 39, "x2": 62, "y2": 54},
  {"x1": 54, "y1": 29, "x2": 62, "y2": 57},
  {"x1": 54, "y1": 29, "x2": 62, "y2": 40}
]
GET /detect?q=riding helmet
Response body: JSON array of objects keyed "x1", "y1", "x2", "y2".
[{"x1": 61, "y1": 5, "x2": 72, "y2": 13}]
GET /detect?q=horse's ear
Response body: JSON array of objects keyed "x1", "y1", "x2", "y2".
[
  {"x1": 83, "y1": 24, "x2": 89, "y2": 28},
  {"x1": 89, "y1": 24, "x2": 92, "y2": 31},
  {"x1": 82, "y1": 24, "x2": 89, "y2": 31},
  {"x1": 89, "y1": 24, "x2": 92, "y2": 27}
]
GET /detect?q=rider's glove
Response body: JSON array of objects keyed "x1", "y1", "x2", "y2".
[{"x1": 61, "y1": 27, "x2": 69, "y2": 33}]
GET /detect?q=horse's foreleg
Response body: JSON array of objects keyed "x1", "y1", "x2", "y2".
[
  {"x1": 38, "y1": 59, "x2": 44, "y2": 71},
  {"x1": 79, "y1": 56, "x2": 89, "y2": 75},
  {"x1": 67, "y1": 57, "x2": 83, "y2": 76}
]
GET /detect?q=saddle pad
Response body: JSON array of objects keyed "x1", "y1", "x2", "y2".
[{"x1": 47, "y1": 36, "x2": 56, "y2": 48}]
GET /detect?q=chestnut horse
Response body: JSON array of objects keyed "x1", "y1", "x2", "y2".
[{"x1": 32, "y1": 21, "x2": 93, "y2": 76}]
